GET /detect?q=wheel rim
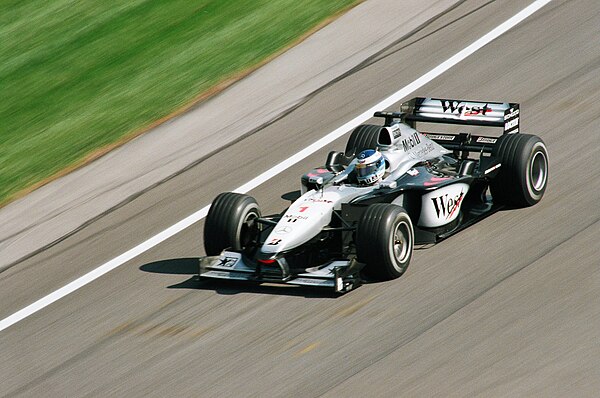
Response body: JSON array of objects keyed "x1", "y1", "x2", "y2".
[
  {"x1": 392, "y1": 220, "x2": 411, "y2": 264},
  {"x1": 530, "y1": 150, "x2": 548, "y2": 192},
  {"x1": 239, "y1": 210, "x2": 259, "y2": 247}
]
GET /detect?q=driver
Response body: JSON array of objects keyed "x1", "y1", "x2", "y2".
[{"x1": 355, "y1": 149, "x2": 386, "y2": 185}]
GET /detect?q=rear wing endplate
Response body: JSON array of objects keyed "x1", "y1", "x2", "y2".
[{"x1": 375, "y1": 97, "x2": 520, "y2": 134}]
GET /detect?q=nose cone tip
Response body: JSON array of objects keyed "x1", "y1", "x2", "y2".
[{"x1": 256, "y1": 250, "x2": 279, "y2": 261}]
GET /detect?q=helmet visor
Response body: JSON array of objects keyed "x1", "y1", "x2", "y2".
[{"x1": 355, "y1": 162, "x2": 380, "y2": 177}]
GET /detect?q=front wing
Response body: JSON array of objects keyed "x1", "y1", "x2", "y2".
[{"x1": 199, "y1": 251, "x2": 363, "y2": 293}]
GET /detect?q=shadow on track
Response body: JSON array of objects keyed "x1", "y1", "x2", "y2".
[{"x1": 139, "y1": 257, "x2": 339, "y2": 298}]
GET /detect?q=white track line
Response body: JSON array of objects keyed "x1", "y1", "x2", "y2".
[{"x1": 0, "y1": 0, "x2": 552, "y2": 333}]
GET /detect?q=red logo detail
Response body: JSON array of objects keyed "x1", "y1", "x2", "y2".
[
  {"x1": 447, "y1": 192, "x2": 464, "y2": 219},
  {"x1": 424, "y1": 177, "x2": 451, "y2": 187},
  {"x1": 464, "y1": 105, "x2": 492, "y2": 116},
  {"x1": 431, "y1": 190, "x2": 464, "y2": 219}
]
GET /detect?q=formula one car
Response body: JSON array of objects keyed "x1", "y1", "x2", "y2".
[{"x1": 199, "y1": 97, "x2": 548, "y2": 293}]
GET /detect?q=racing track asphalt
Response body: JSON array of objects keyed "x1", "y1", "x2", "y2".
[{"x1": 1, "y1": 0, "x2": 600, "y2": 396}]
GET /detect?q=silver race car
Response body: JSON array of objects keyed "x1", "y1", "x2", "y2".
[{"x1": 199, "y1": 97, "x2": 548, "y2": 293}]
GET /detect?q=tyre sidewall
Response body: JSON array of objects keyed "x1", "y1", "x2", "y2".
[
  {"x1": 520, "y1": 140, "x2": 548, "y2": 205},
  {"x1": 357, "y1": 204, "x2": 414, "y2": 280},
  {"x1": 383, "y1": 211, "x2": 414, "y2": 277}
]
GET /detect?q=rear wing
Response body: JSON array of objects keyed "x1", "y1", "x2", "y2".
[
  {"x1": 375, "y1": 97, "x2": 519, "y2": 134},
  {"x1": 374, "y1": 97, "x2": 520, "y2": 152}
]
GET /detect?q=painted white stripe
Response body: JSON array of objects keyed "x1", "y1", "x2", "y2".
[{"x1": 0, "y1": 0, "x2": 552, "y2": 333}]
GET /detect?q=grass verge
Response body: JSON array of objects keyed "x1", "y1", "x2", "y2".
[{"x1": 0, "y1": 0, "x2": 361, "y2": 206}]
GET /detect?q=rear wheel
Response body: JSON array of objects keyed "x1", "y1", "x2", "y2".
[
  {"x1": 356, "y1": 204, "x2": 414, "y2": 280},
  {"x1": 203, "y1": 192, "x2": 261, "y2": 255},
  {"x1": 490, "y1": 134, "x2": 548, "y2": 207}
]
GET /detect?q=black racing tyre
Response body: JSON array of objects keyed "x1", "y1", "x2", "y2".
[
  {"x1": 203, "y1": 192, "x2": 261, "y2": 256},
  {"x1": 356, "y1": 204, "x2": 414, "y2": 281},
  {"x1": 345, "y1": 124, "x2": 381, "y2": 156},
  {"x1": 490, "y1": 134, "x2": 548, "y2": 207}
]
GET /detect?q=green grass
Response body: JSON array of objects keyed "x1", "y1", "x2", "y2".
[{"x1": 0, "y1": 0, "x2": 360, "y2": 205}]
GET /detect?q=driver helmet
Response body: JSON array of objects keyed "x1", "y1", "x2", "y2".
[{"x1": 355, "y1": 149, "x2": 385, "y2": 185}]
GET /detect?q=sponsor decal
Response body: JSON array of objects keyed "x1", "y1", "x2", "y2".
[
  {"x1": 267, "y1": 238, "x2": 282, "y2": 245},
  {"x1": 476, "y1": 136, "x2": 497, "y2": 144},
  {"x1": 408, "y1": 142, "x2": 435, "y2": 159},
  {"x1": 431, "y1": 190, "x2": 464, "y2": 220},
  {"x1": 407, "y1": 168, "x2": 419, "y2": 176},
  {"x1": 504, "y1": 117, "x2": 519, "y2": 132},
  {"x1": 275, "y1": 226, "x2": 292, "y2": 235},
  {"x1": 402, "y1": 132, "x2": 421, "y2": 151},
  {"x1": 284, "y1": 214, "x2": 308, "y2": 223},
  {"x1": 304, "y1": 198, "x2": 333, "y2": 204},
  {"x1": 290, "y1": 278, "x2": 332, "y2": 287},
  {"x1": 217, "y1": 256, "x2": 238, "y2": 268},
  {"x1": 390, "y1": 124, "x2": 402, "y2": 139},
  {"x1": 205, "y1": 270, "x2": 231, "y2": 278},
  {"x1": 440, "y1": 99, "x2": 492, "y2": 117},
  {"x1": 464, "y1": 104, "x2": 492, "y2": 116},
  {"x1": 299, "y1": 206, "x2": 309, "y2": 212},
  {"x1": 425, "y1": 133, "x2": 455, "y2": 141},
  {"x1": 504, "y1": 106, "x2": 519, "y2": 133},
  {"x1": 504, "y1": 107, "x2": 520, "y2": 120}
]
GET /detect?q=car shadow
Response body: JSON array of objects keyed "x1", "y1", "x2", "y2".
[{"x1": 139, "y1": 257, "x2": 339, "y2": 298}]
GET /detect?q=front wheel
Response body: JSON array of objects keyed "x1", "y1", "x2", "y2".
[
  {"x1": 203, "y1": 192, "x2": 261, "y2": 256},
  {"x1": 356, "y1": 204, "x2": 414, "y2": 280}
]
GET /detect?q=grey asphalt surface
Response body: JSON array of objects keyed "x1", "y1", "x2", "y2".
[{"x1": 1, "y1": 0, "x2": 600, "y2": 397}]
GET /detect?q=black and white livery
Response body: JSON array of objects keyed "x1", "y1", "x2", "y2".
[{"x1": 199, "y1": 97, "x2": 548, "y2": 293}]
